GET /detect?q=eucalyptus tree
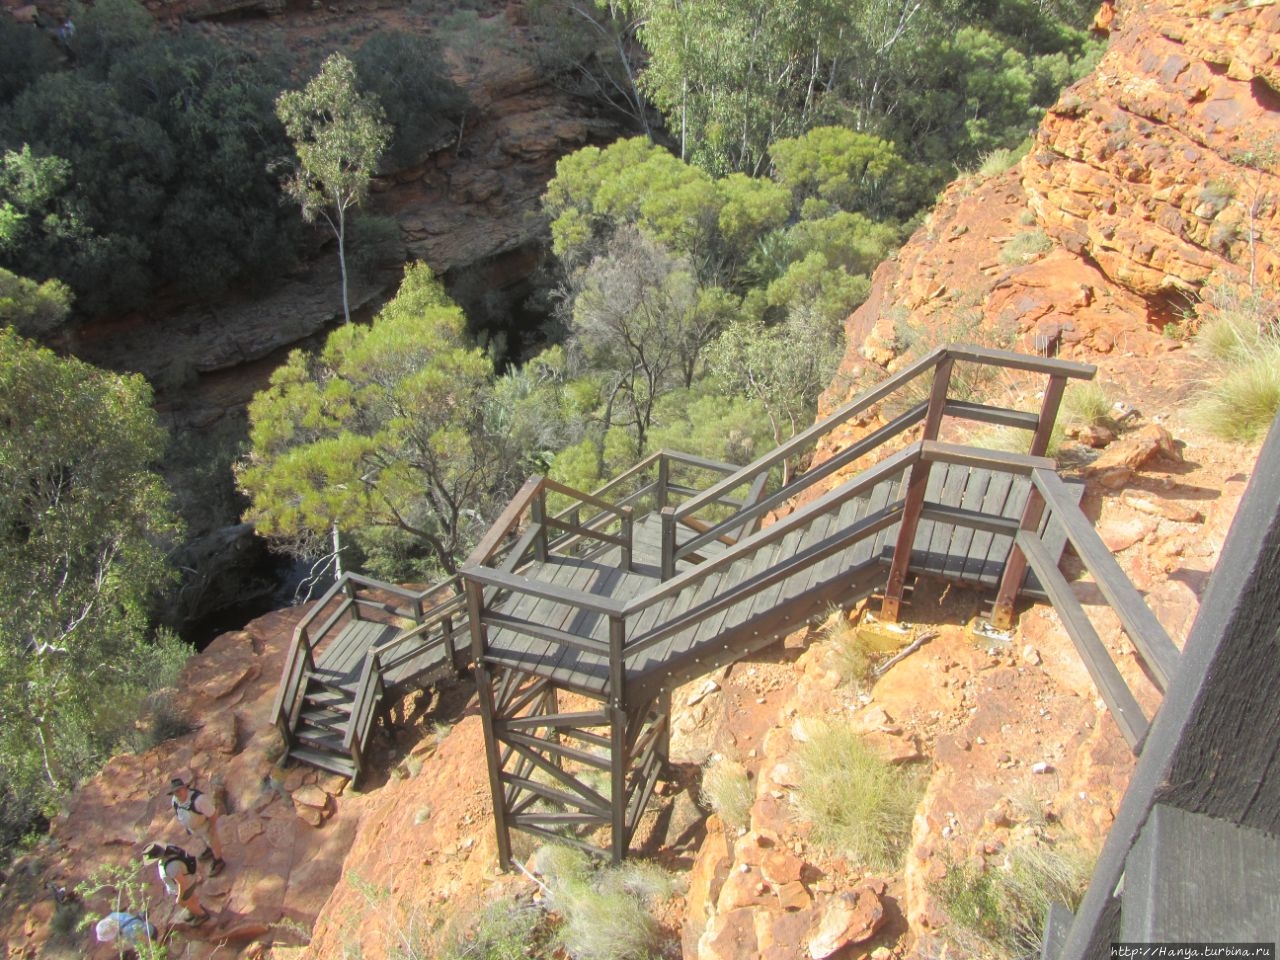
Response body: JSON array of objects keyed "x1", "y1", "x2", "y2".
[
  {"x1": 275, "y1": 53, "x2": 390, "y2": 325},
  {"x1": 0, "y1": 328, "x2": 182, "y2": 844}
]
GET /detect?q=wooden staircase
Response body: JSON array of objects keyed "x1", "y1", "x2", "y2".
[{"x1": 274, "y1": 344, "x2": 1187, "y2": 870}]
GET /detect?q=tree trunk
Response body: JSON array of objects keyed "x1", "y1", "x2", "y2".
[{"x1": 336, "y1": 198, "x2": 351, "y2": 325}]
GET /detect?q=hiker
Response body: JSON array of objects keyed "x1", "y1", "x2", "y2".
[
  {"x1": 167, "y1": 776, "x2": 225, "y2": 876},
  {"x1": 95, "y1": 911, "x2": 158, "y2": 950},
  {"x1": 143, "y1": 842, "x2": 209, "y2": 926}
]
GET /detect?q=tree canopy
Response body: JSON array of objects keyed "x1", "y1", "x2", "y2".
[
  {"x1": 0, "y1": 328, "x2": 182, "y2": 844},
  {"x1": 239, "y1": 263, "x2": 522, "y2": 579},
  {"x1": 0, "y1": 0, "x2": 300, "y2": 317}
]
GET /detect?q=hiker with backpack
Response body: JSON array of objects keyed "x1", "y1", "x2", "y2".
[
  {"x1": 142, "y1": 842, "x2": 209, "y2": 926},
  {"x1": 167, "y1": 776, "x2": 225, "y2": 877},
  {"x1": 95, "y1": 910, "x2": 159, "y2": 951}
]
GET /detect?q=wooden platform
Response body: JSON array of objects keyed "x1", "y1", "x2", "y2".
[{"x1": 477, "y1": 461, "x2": 1079, "y2": 702}]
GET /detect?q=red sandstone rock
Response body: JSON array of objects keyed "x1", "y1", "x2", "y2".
[{"x1": 807, "y1": 884, "x2": 886, "y2": 959}]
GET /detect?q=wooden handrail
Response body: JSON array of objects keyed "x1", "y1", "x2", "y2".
[
  {"x1": 630, "y1": 443, "x2": 920, "y2": 616},
  {"x1": 920, "y1": 440, "x2": 1055, "y2": 475},
  {"x1": 466, "y1": 475, "x2": 545, "y2": 568},
  {"x1": 460, "y1": 565, "x2": 628, "y2": 617},
  {"x1": 943, "y1": 343, "x2": 1096, "y2": 378},
  {"x1": 1031, "y1": 467, "x2": 1179, "y2": 689},
  {"x1": 672, "y1": 346, "x2": 949, "y2": 524},
  {"x1": 673, "y1": 402, "x2": 929, "y2": 565}
]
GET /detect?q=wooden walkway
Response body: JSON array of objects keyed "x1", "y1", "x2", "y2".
[{"x1": 273, "y1": 344, "x2": 1178, "y2": 864}]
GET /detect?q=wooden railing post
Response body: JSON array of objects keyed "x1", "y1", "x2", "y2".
[
  {"x1": 608, "y1": 614, "x2": 627, "y2": 863},
  {"x1": 621, "y1": 506, "x2": 634, "y2": 572},
  {"x1": 660, "y1": 506, "x2": 677, "y2": 581},
  {"x1": 882, "y1": 358, "x2": 953, "y2": 620},
  {"x1": 343, "y1": 577, "x2": 361, "y2": 620},
  {"x1": 531, "y1": 486, "x2": 548, "y2": 562},
  {"x1": 991, "y1": 486, "x2": 1046, "y2": 629},
  {"x1": 1030, "y1": 373, "x2": 1068, "y2": 457},
  {"x1": 656, "y1": 454, "x2": 670, "y2": 509},
  {"x1": 466, "y1": 576, "x2": 513, "y2": 870}
]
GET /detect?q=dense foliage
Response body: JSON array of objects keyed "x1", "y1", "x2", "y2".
[
  {"x1": 625, "y1": 0, "x2": 1099, "y2": 179},
  {"x1": 238, "y1": 264, "x2": 578, "y2": 580},
  {"x1": 0, "y1": 329, "x2": 185, "y2": 847},
  {"x1": 0, "y1": 0, "x2": 299, "y2": 316},
  {"x1": 0, "y1": 3, "x2": 465, "y2": 323}
]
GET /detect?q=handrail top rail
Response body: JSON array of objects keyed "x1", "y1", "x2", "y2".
[
  {"x1": 673, "y1": 347, "x2": 948, "y2": 522},
  {"x1": 672, "y1": 344, "x2": 1095, "y2": 525},
  {"x1": 945, "y1": 343, "x2": 1097, "y2": 379},
  {"x1": 460, "y1": 564, "x2": 628, "y2": 617},
  {"x1": 623, "y1": 442, "x2": 921, "y2": 616},
  {"x1": 920, "y1": 439, "x2": 1056, "y2": 475},
  {"x1": 577, "y1": 448, "x2": 740, "y2": 509},
  {"x1": 371, "y1": 592, "x2": 469, "y2": 656}
]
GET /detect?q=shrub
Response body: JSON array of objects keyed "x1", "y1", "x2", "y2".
[
  {"x1": 1060, "y1": 381, "x2": 1112, "y2": 428},
  {"x1": 934, "y1": 841, "x2": 1093, "y2": 960},
  {"x1": 999, "y1": 229, "x2": 1053, "y2": 265},
  {"x1": 1190, "y1": 289, "x2": 1280, "y2": 442},
  {"x1": 790, "y1": 721, "x2": 922, "y2": 869},
  {"x1": 977, "y1": 147, "x2": 1019, "y2": 179},
  {"x1": 535, "y1": 844, "x2": 671, "y2": 960},
  {"x1": 820, "y1": 612, "x2": 874, "y2": 689},
  {"x1": 699, "y1": 757, "x2": 754, "y2": 833},
  {"x1": 436, "y1": 895, "x2": 548, "y2": 960}
]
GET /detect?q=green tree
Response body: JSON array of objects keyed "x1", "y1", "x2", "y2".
[
  {"x1": 0, "y1": 266, "x2": 72, "y2": 337},
  {"x1": 275, "y1": 53, "x2": 391, "y2": 325},
  {"x1": 352, "y1": 31, "x2": 468, "y2": 169},
  {"x1": 1, "y1": 0, "x2": 299, "y2": 313},
  {"x1": 239, "y1": 263, "x2": 517, "y2": 580},
  {"x1": 709, "y1": 304, "x2": 847, "y2": 464},
  {"x1": 564, "y1": 227, "x2": 728, "y2": 454},
  {"x1": 0, "y1": 328, "x2": 181, "y2": 844}
]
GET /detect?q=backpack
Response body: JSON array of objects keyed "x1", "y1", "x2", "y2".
[
  {"x1": 163, "y1": 845, "x2": 197, "y2": 876},
  {"x1": 172, "y1": 787, "x2": 204, "y2": 816}
]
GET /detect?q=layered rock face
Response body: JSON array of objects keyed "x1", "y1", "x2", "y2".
[{"x1": 1024, "y1": 0, "x2": 1280, "y2": 299}]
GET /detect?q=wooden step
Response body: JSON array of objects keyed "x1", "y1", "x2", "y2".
[
  {"x1": 287, "y1": 745, "x2": 356, "y2": 779},
  {"x1": 295, "y1": 724, "x2": 346, "y2": 754},
  {"x1": 298, "y1": 706, "x2": 349, "y2": 732}
]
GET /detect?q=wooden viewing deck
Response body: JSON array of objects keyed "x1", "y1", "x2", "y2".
[{"x1": 272, "y1": 344, "x2": 1181, "y2": 864}]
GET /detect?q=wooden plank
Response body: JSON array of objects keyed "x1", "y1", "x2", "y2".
[
  {"x1": 921, "y1": 462, "x2": 969, "y2": 573},
  {"x1": 1017, "y1": 531, "x2": 1148, "y2": 749},
  {"x1": 1121, "y1": 804, "x2": 1280, "y2": 940},
  {"x1": 943, "y1": 468, "x2": 992, "y2": 580},
  {"x1": 870, "y1": 471, "x2": 907, "y2": 561},
  {"x1": 961, "y1": 469, "x2": 1016, "y2": 581},
  {"x1": 1033, "y1": 469, "x2": 1178, "y2": 689},
  {"x1": 980, "y1": 475, "x2": 1032, "y2": 584}
]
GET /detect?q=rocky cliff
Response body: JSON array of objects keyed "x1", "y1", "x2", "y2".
[{"x1": 2, "y1": 0, "x2": 1277, "y2": 957}]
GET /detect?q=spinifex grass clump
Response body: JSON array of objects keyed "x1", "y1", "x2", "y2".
[
  {"x1": 791, "y1": 721, "x2": 922, "y2": 870},
  {"x1": 1190, "y1": 288, "x2": 1280, "y2": 442},
  {"x1": 699, "y1": 756, "x2": 754, "y2": 833},
  {"x1": 934, "y1": 841, "x2": 1093, "y2": 960},
  {"x1": 534, "y1": 844, "x2": 675, "y2": 960}
]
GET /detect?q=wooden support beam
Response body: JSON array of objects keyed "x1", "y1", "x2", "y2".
[
  {"x1": 990, "y1": 486, "x2": 1046, "y2": 629},
  {"x1": 882, "y1": 360, "x2": 951, "y2": 620}
]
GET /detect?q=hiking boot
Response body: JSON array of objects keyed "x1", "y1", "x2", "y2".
[
  {"x1": 209, "y1": 858, "x2": 226, "y2": 877},
  {"x1": 198, "y1": 847, "x2": 214, "y2": 862}
]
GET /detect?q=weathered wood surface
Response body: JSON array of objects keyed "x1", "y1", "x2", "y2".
[
  {"x1": 1054, "y1": 415, "x2": 1280, "y2": 960},
  {"x1": 1122, "y1": 803, "x2": 1280, "y2": 939},
  {"x1": 475, "y1": 462, "x2": 1067, "y2": 699}
]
